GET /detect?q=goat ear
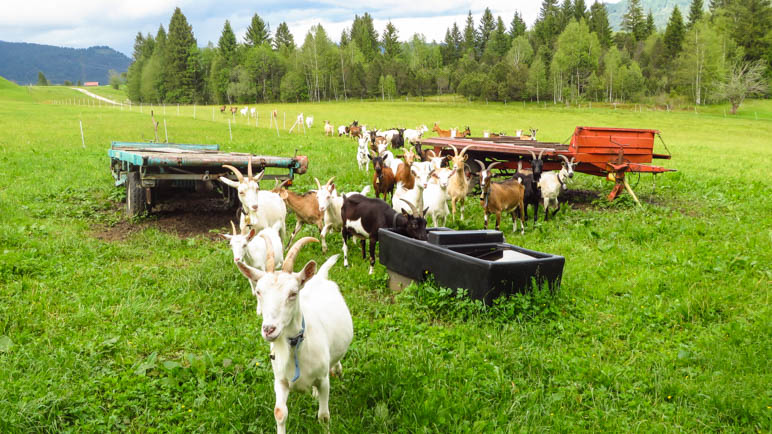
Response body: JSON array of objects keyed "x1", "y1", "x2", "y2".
[
  {"x1": 219, "y1": 233, "x2": 232, "y2": 240},
  {"x1": 236, "y1": 261, "x2": 265, "y2": 282},
  {"x1": 297, "y1": 260, "x2": 317, "y2": 286},
  {"x1": 246, "y1": 229, "x2": 256, "y2": 241}
]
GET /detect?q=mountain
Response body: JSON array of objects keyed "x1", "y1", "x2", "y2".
[
  {"x1": 0, "y1": 41, "x2": 131, "y2": 85},
  {"x1": 605, "y1": 0, "x2": 706, "y2": 31}
]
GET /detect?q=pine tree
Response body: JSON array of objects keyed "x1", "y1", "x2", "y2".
[
  {"x1": 622, "y1": 0, "x2": 645, "y2": 40},
  {"x1": 218, "y1": 20, "x2": 237, "y2": 63},
  {"x1": 725, "y1": 0, "x2": 772, "y2": 63},
  {"x1": 559, "y1": 0, "x2": 575, "y2": 31},
  {"x1": 484, "y1": 16, "x2": 511, "y2": 60},
  {"x1": 450, "y1": 22, "x2": 463, "y2": 60},
  {"x1": 534, "y1": 0, "x2": 560, "y2": 59},
  {"x1": 478, "y1": 8, "x2": 496, "y2": 53},
  {"x1": 245, "y1": 13, "x2": 271, "y2": 47},
  {"x1": 687, "y1": 0, "x2": 704, "y2": 27},
  {"x1": 37, "y1": 71, "x2": 48, "y2": 86},
  {"x1": 510, "y1": 11, "x2": 527, "y2": 39},
  {"x1": 574, "y1": 0, "x2": 588, "y2": 21},
  {"x1": 165, "y1": 7, "x2": 198, "y2": 103},
  {"x1": 351, "y1": 13, "x2": 379, "y2": 59},
  {"x1": 644, "y1": 11, "x2": 656, "y2": 36},
  {"x1": 463, "y1": 11, "x2": 478, "y2": 57},
  {"x1": 382, "y1": 22, "x2": 400, "y2": 59},
  {"x1": 274, "y1": 22, "x2": 295, "y2": 51},
  {"x1": 589, "y1": 1, "x2": 613, "y2": 48},
  {"x1": 664, "y1": 6, "x2": 686, "y2": 60}
]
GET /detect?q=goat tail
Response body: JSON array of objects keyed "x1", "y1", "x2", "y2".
[{"x1": 316, "y1": 254, "x2": 340, "y2": 281}]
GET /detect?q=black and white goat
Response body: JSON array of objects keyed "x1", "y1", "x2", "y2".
[{"x1": 341, "y1": 195, "x2": 427, "y2": 275}]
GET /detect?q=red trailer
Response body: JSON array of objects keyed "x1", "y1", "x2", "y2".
[{"x1": 418, "y1": 127, "x2": 675, "y2": 203}]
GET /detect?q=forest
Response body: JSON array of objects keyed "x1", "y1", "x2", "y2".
[{"x1": 126, "y1": 0, "x2": 771, "y2": 112}]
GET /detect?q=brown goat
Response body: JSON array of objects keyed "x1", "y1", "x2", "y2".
[
  {"x1": 394, "y1": 149, "x2": 416, "y2": 190},
  {"x1": 273, "y1": 180, "x2": 324, "y2": 247},
  {"x1": 369, "y1": 153, "x2": 395, "y2": 200},
  {"x1": 432, "y1": 122, "x2": 452, "y2": 138},
  {"x1": 476, "y1": 160, "x2": 525, "y2": 234}
]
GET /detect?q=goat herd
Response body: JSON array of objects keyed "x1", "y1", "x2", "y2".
[{"x1": 213, "y1": 120, "x2": 578, "y2": 432}]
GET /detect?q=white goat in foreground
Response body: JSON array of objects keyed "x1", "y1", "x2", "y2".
[
  {"x1": 220, "y1": 157, "x2": 287, "y2": 239},
  {"x1": 305, "y1": 115, "x2": 314, "y2": 129},
  {"x1": 237, "y1": 237, "x2": 352, "y2": 434},
  {"x1": 538, "y1": 155, "x2": 576, "y2": 220},
  {"x1": 221, "y1": 218, "x2": 284, "y2": 314}
]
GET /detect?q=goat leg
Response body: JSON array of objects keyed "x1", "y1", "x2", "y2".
[
  {"x1": 360, "y1": 239, "x2": 366, "y2": 259},
  {"x1": 368, "y1": 238, "x2": 376, "y2": 275},
  {"x1": 273, "y1": 378, "x2": 290, "y2": 434},
  {"x1": 316, "y1": 375, "x2": 331, "y2": 423}
]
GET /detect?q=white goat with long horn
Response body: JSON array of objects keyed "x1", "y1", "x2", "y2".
[
  {"x1": 236, "y1": 236, "x2": 353, "y2": 434},
  {"x1": 220, "y1": 156, "x2": 287, "y2": 239}
]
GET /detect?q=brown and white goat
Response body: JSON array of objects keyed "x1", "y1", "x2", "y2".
[
  {"x1": 273, "y1": 180, "x2": 324, "y2": 248},
  {"x1": 476, "y1": 159, "x2": 526, "y2": 234}
]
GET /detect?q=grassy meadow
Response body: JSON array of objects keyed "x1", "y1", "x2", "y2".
[{"x1": 0, "y1": 77, "x2": 770, "y2": 432}]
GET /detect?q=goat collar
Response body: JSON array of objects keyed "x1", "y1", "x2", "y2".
[{"x1": 288, "y1": 316, "x2": 305, "y2": 382}]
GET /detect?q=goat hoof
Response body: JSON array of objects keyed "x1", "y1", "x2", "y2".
[{"x1": 318, "y1": 412, "x2": 330, "y2": 423}]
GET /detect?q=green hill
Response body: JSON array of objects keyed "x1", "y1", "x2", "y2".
[
  {"x1": 0, "y1": 75, "x2": 28, "y2": 100},
  {"x1": 606, "y1": 0, "x2": 707, "y2": 31},
  {"x1": 0, "y1": 41, "x2": 130, "y2": 85}
]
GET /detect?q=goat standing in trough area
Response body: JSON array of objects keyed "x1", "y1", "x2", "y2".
[
  {"x1": 476, "y1": 159, "x2": 526, "y2": 234},
  {"x1": 273, "y1": 180, "x2": 324, "y2": 248},
  {"x1": 236, "y1": 236, "x2": 353, "y2": 434},
  {"x1": 538, "y1": 155, "x2": 576, "y2": 220},
  {"x1": 221, "y1": 219, "x2": 284, "y2": 314},
  {"x1": 341, "y1": 195, "x2": 428, "y2": 274},
  {"x1": 220, "y1": 157, "x2": 287, "y2": 239},
  {"x1": 422, "y1": 167, "x2": 453, "y2": 228},
  {"x1": 393, "y1": 160, "x2": 432, "y2": 215}
]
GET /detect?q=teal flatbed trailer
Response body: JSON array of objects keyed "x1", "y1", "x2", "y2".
[{"x1": 108, "y1": 141, "x2": 308, "y2": 216}]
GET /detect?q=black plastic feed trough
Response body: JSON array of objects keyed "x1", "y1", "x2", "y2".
[{"x1": 379, "y1": 228, "x2": 565, "y2": 304}]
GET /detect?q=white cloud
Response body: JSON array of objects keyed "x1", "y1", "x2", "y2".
[{"x1": 0, "y1": 1, "x2": 546, "y2": 56}]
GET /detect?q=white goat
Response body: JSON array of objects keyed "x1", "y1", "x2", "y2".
[
  {"x1": 538, "y1": 155, "x2": 576, "y2": 220},
  {"x1": 240, "y1": 107, "x2": 248, "y2": 116},
  {"x1": 323, "y1": 121, "x2": 334, "y2": 136},
  {"x1": 357, "y1": 137, "x2": 370, "y2": 171},
  {"x1": 337, "y1": 125, "x2": 348, "y2": 136},
  {"x1": 315, "y1": 177, "x2": 370, "y2": 253},
  {"x1": 305, "y1": 115, "x2": 314, "y2": 129},
  {"x1": 393, "y1": 161, "x2": 433, "y2": 214},
  {"x1": 221, "y1": 219, "x2": 284, "y2": 314},
  {"x1": 376, "y1": 142, "x2": 401, "y2": 174},
  {"x1": 403, "y1": 125, "x2": 428, "y2": 144},
  {"x1": 422, "y1": 168, "x2": 453, "y2": 228},
  {"x1": 250, "y1": 107, "x2": 256, "y2": 117},
  {"x1": 220, "y1": 157, "x2": 287, "y2": 239},
  {"x1": 237, "y1": 237, "x2": 353, "y2": 434}
]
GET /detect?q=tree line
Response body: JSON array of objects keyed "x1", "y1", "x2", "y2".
[{"x1": 126, "y1": 1, "x2": 770, "y2": 112}]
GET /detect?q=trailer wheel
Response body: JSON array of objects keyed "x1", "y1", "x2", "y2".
[{"x1": 126, "y1": 172, "x2": 146, "y2": 217}]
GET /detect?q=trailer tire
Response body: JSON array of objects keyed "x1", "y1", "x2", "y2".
[{"x1": 126, "y1": 172, "x2": 146, "y2": 217}]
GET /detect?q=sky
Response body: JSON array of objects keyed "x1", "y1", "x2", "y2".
[{"x1": 0, "y1": 0, "x2": 620, "y2": 58}]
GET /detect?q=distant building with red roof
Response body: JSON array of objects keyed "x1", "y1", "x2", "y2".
[{"x1": 84, "y1": 81, "x2": 99, "y2": 86}]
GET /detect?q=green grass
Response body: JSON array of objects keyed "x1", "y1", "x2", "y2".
[{"x1": 1, "y1": 85, "x2": 770, "y2": 432}]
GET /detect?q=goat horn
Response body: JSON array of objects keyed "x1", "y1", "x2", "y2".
[
  {"x1": 558, "y1": 154, "x2": 571, "y2": 165},
  {"x1": 537, "y1": 149, "x2": 545, "y2": 160},
  {"x1": 449, "y1": 144, "x2": 459, "y2": 157},
  {"x1": 325, "y1": 176, "x2": 335, "y2": 187},
  {"x1": 247, "y1": 156, "x2": 253, "y2": 180},
  {"x1": 260, "y1": 233, "x2": 276, "y2": 273},
  {"x1": 570, "y1": 157, "x2": 575, "y2": 165},
  {"x1": 314, "y1": 177, "x2": 322, "y2": 190},
  {"x1": 254, "y1": 169, "x2": 265, "y2": 183},
  {"x1": 426, "y1": 150, "x2": 437, "y2": 159},
  {"x1": 458, "y1": 145, "x2": 470, "y2": 158},
  {"x1": 230, "y1": 220, "x2": 237, "y2": 236},
  {"x1": 527, "y1": 150, "x2": 536, "y2": 161},
  {"x1": 401, "y1": 198, "x2": 420, "y2": 217},
  {"x1": 283, "y1": 237, "x2": 319, "y2": 273},
  {"x1": 222, "y1": 165, "x2": 244, "y2": 182},
  {"x1": 474, "y1": 159, "x2": 486, "y2": 173},
  {"x1": 487, "y1": 161, "x2": 501, "y2": 172}
]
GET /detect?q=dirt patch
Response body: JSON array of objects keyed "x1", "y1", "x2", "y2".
[
  {"x1": 561, "y1": 189, "x2": 601, "y2": 210},
  {"x1": 92, "y1": 194, "x2": 237, "y2": 242}
]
